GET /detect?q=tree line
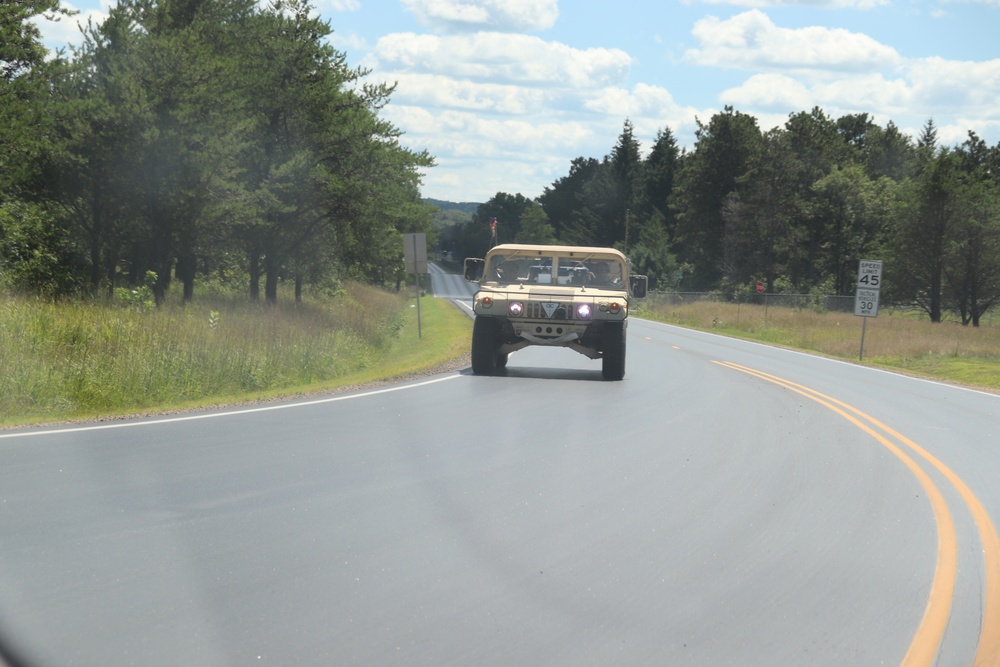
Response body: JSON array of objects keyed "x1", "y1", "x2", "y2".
[
  {"x1": 443, "y1": 111, "x2": 1000, "y2": 325},
  {"x1": 6, "y1": 1, "x2": 999, "y2": 323},
  {"x1": 1, "y1": 0, "x2": 434, "y2": 305}
]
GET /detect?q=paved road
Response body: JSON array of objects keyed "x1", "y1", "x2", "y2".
[
  {"x1": 1, "y1": 272, "x2": 999, "y2": 666},
  {"x1": 427, "y1": 262, "x2": 476, "y2": 303}
]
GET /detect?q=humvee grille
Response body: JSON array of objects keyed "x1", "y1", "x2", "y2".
[{"x1": 525, "y1": 302, "x2": 571, "y2": 320}]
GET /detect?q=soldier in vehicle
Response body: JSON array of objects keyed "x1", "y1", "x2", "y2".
[
  {"x1": 589, "y1": 262, "x2": 614, "y2": 285},
  {"x1": 498, "y1": 259, "x2": 521, "y2": 282}
]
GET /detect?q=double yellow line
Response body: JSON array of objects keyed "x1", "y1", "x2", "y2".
[{"x1": 713, "y1": 361, "x2": 1000, "y2": 666}]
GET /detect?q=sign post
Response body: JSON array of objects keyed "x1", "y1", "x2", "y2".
[
  {"x1": 854, "y1": 259, "x2": 883, "y2": 360},
  {"x1": 755, "y1": 281, "x2": 768, "y2": 322},
  {"x1": 403, "y1": 233, "x2": 427, "y2": 338}
]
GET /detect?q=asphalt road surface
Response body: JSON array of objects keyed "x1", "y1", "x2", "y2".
[{"x1": 1, "y1": 270, "x2": 999, "y2": 666}]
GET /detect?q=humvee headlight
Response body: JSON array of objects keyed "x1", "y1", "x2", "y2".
[
  {"x1": 481, "y1": 296, "x2": 493, "y2": 308},
  {"x1": 508, "y1": 301, "x2": 524, "y2": 317},
  {"x1": 576, "y1": 303, "x2": 593, "y2": 320},
  {"x1": 609, "y1": 302, "x2": 621, "y2": 314}
]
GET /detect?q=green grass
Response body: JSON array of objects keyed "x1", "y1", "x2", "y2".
[
  {"x1": 0, "y1": 284, "x2": 471, "y2": 428},
  {"x1": 638, "y1": 300, "x2": 1000, "y2": 392}
]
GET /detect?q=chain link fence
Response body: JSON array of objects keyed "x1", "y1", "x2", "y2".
[
  {"x1": 644, "y1": 291, "x2": 1000, "y2": 325},
  {"x1": 645, "y1": 291, "x2": 856, "y2": 313}
]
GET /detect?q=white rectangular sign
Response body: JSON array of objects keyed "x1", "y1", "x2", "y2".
[
  {"x1": 403, "y1": 233, "x2": 427, "y2": 274},
  {"x1": 857, "y1": 259, "x2": 883, "y2": 289},
  {"x1": 854, "y1": 287, "x2": 880, "y2": 317}
]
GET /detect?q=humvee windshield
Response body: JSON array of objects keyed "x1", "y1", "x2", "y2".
[{"x1": 485, "y1": 252, "x2": 623, "y2": 287}]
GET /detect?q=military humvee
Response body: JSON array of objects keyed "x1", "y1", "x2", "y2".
[{"x1": 463, "y1": 244, "x2": 647, "y2": 380}]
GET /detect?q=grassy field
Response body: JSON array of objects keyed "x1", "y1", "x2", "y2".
[
  {"x1": 0, "y1": 283, "x2": 471, "y2": 428},
  {"x1": 638, "y1": 300, "x2": 1000, "y2": 392}
]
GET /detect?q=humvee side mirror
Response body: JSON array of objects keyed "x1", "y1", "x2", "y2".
[
  {"x1": 464, "y1": 258, "x2": 485, "y2": 282},
  {"x1": 630, "y1": 275, "x2": 648, "y2": 298}
]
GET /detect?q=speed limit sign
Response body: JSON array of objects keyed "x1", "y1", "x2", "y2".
[
  {"x1": 857, "y1": 260, "x2": 882, "y2": 290},
  {"x1": 855, "y1": 260, "x2": 882, "y2": 318},
  {"x1": 855, "y1": 259, "x2": 883, "y2": 361}
]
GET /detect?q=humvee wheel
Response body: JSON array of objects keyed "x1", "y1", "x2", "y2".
[
  {"x1": 471, "y1": 317, "x2": 503, "y2": 375},
  {"x1": 601, "y1": 322, "x2": 626, "y2": 381}
]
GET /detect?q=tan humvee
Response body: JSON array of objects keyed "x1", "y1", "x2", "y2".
[{"x1": 463, "y1": 244, "x2": 647, "y2": 380}]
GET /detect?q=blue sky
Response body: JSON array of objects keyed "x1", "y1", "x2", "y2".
[{"x1": 37, "y1": 0, "x2": 1000, "y2": 203}]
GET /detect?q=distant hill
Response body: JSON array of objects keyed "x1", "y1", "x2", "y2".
[{"x1": 423, "y1": 198, "x2": 481, "y2": 214}]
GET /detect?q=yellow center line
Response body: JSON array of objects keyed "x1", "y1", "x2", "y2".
[
  {"x1": 715, "y1": 361, "x2": 1000, "y2": 666},
  {"x1": 713, "y1": 361, "x2": 956, "y2": 666}
]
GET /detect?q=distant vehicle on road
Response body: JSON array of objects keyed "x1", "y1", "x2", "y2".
[{"x1": 463, "y1": 244, "x2": 647, "y2": 380}]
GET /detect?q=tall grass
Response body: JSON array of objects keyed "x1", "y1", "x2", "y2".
[
  {"x1": 640, "y1": 301, "x2": 1000, "y2": 391},
  {"x1": 0, "y1": 282, "x2": 470, "y2": 426}
]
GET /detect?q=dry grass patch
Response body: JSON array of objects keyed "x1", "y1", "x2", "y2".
[{"x1": 640, "y1": 301, "x2": 1000, "y2": 391}]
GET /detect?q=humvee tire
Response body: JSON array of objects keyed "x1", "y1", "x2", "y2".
[
  {"x1": 471, "y1": 316, "x2": 502, "y2": 375},
  {"x1": 601, "y1": 321, "x2": 626, "y2": 381}
]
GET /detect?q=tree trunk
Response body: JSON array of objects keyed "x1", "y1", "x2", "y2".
[
  {"x1": 89, "y1": 226, "x2": 102, "y2": 295},
  {"x1": 930, "y1": 268, "x2": 942, "y2": 323},
  {"x1": 248, "y1": 250, "x2": 261, "y2": 301},
  {"x1": 152, "y1": 261, "x2": 171, "y2": 307},
  {"x1": 971, "y1": 283, "x2": 981, "y2": 327},
  {"x1": 176, "y1": 252, "x2": 196, "y2": 303},
  {"x1": 87, "y1": 185, "x2": 105, "y2": 294},
  {"x1": 265, "y1": 252, "x2": 279, "y2": 304},
  {"x1": 104, "y1": 252, "x2": 118, "y2": 299}
]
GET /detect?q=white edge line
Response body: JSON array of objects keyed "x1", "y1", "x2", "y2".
[
  {"x1": 0, "y1": 374, "x2": 463, "y2": 440},
  {"x1": 634, "y1": 317, "x2": 1000, "y2": 400},
  {"x1": 453, "y1": 299, "x2": 474, "y2": 317}
]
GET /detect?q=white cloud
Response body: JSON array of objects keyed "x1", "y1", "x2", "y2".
[
  {"x1": 386, "y1": 105, "x2": 596, "y2": 201},
  {"x1": 362, "y1": 26, "x2": 653, "y2": 199},
  {"x1": 717, "y1": 72, "x2": 914, "y2": 133},
  {"x1": 671, "y1": 10, "x2": 999, "y2": 157},
  {"x1": 717, "y1": 54, "x2": 1000, "y2": 142},
  {"x1": 810, "y1": 74, "x2": 915, "y2": 114},
  {"x1": 721, "y1": 56, "x2": 1000, "y2": 117},
  {"x1": 401, "y1": 0, "x2": 559, "y2": 33},
  {"x1": 684, "y1": 10, "x2": 901, "y2": 72},
  {"x1": 314, "y1": 0, "x2": 361, "y2": 10},
  {"x1": 330, "y1": 31, "x2": 369, "y2": 53},
  {"x1": 34, "y1": 2, "x2": 109, "y2": 52},
  {"x1": 583, "y1": 83, "x2": 705, "y2": 135},
  {"x1": 936, "y1": 119, "x2": 1000, "y2": 147},
  {"x1": 372, "y1": 32, "x2": 632, "y2": 88},
  {"x1": 382, "y1": 72, "x2": 548, "y2": 114},
  {"x1": 718, "y1": 73, "x2": 813, "y2": 110},
  {"x1": 905, "y1": 56, "x2": 1000, "y2": 113},
  {"x1": 385, "y1": 105, "x2": 594, "y2": 157},
  {"x1": 685, "y1": 0, "x2": 888, "y2": 8},
  {"x1": 584, "y1": 83, "x2": 716, "y2": 154}
]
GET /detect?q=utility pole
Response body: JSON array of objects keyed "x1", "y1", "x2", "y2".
[{"x1": 625, "y1": 208, "x2": 630, "y2": 254}]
